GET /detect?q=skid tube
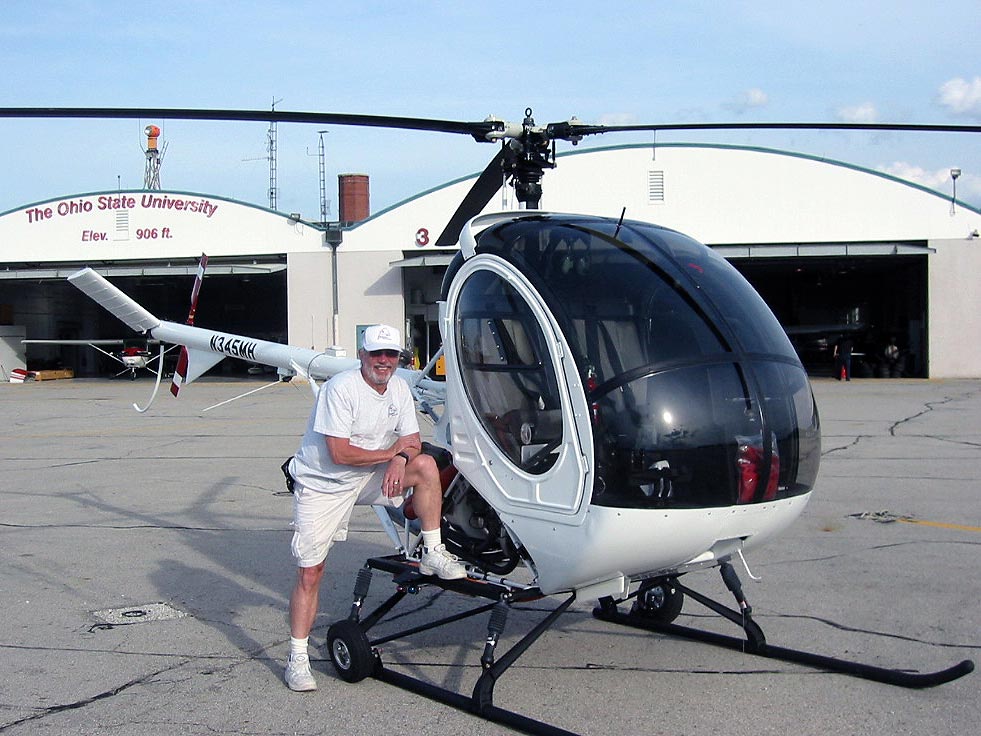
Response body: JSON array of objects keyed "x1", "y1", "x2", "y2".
[
  {"x1": 329, "y1": 555, "x2": 580, "y2": 736},
  {"x1": 592, "y1": 562, "x2": 974, "y2": 689}
]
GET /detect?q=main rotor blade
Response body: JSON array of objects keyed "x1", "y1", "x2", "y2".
[
  {"x1": 5, "y1": 108, "x2": 977, "y2": 138},
  {"x1": 548, "y1": 120, "x2": 981, "y2": 139},
  {"x1": 434, "y1": 148, "x2": 508, "y2": 247},
  {"x1": 0, "y1": 107, "x2": 500, "y2": 138}
]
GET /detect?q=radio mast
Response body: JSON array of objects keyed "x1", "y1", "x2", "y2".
[
  {"x1": 317, "y1": 130, "x2": 331, "y2": 225},
  {"x1": 267, "y1": 97, "x2": 282, "y2": 209},
  {"x1": 143, "y1": 124, "x2": 165, "y2": 189},
  {"x1": 242, "y1": 97, "x2": 282, "y2": 209}
]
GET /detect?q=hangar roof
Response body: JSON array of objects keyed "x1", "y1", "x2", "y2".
[
  {"x1": 343, "y1": 143, "x2": 981, "y2": 252},
  {"x1": 2, "y1": 145, "x2": 979, "y2": 267}
]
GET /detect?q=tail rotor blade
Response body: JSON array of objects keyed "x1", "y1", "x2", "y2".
[
  {"x1": 187, "y1": 254, "x2": 208, "y2": 325},
  {"x1": 171, "y1": 254, "x2": 208, "y2": 396},
  {"x1": 170, "y1": 346, "x2": 189, "y2": 397}
]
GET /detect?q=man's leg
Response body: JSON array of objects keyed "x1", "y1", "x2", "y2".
[
  {"x1": 403, "y1": 454, "x2": 466, "y2": 580},
  {"x1": 290, "y1": 562, "x2": 325, "y2": 639},
  {"x1": 402, "y1": 452, "x2": 442, "y2": 530},
  {"x1": 285, "y1": 562, "x2": 323, "y2": 692},
  {"x1": 285, "y1": 484, "x2": 357, "y2": 691}
]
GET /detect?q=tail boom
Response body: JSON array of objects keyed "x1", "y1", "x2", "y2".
[
  {"x1": 151, "y1": 320, "x2": 359, "y2": 380},
  {"x1": 67, "y1": 267, "x2": 360, "y2": 387}
]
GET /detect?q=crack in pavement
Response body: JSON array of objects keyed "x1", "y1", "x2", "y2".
[
  {"x1": 0, "y1": 661, "x2": 189, "y2": 732},
  {"x1": 822, "y1": 435, "x2": 866, "y2": 455},
  {"x1": 889, "y1": 396, "x2": 955, "y2": 436}
]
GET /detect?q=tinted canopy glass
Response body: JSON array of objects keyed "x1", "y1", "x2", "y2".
[
  {"x1": 455, "y1": 269, "x2": 564, "y2": 474},
  {"x1": 470, "y1": 216, "x2": 819, "y2": 508}
]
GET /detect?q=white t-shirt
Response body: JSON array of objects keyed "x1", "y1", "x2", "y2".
[{"x1": 291, "y1": 368, "x2": 419, "y2": 492}]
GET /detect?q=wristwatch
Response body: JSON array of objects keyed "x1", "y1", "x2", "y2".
[{"x1": 396, "y1": 451, "x2": 411, "y2": 463}]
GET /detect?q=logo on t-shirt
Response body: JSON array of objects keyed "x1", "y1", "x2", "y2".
[{"x1": 388, "y1": 404, "x2": 398, "y2": 417}]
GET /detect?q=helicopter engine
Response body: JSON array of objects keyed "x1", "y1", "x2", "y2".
[
  {"x1": 417, "y1": 443, "x2": 524, "y2": 575},
  {"x1": 440, "y1": 471, "x2": 523, "y2": 575}
]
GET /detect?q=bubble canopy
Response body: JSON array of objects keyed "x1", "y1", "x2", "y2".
[{"x1": 452, "y1": 215, "x2": 820, "y2": 510}]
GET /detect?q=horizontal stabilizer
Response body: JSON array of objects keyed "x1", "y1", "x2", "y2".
[
  {"x1": 170, "y1": 346, "x2": 225, "y2": 397},
  {"x1": 183, "y1": 348, "x2": 224, "y2": 385},
  {"x1": 67, "y1": 269, "x2": 160, "y2": 333}
]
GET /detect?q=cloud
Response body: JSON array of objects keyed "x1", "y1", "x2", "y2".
[
  {"x1": 880, "y1": 161, "x2": 981, "y2": 203},
  {"x1": 723, "y1": 88, "x2": 769, "y2": 115},
  {"x1": 937, "y1": 77, "x2": 981, "y2": 119},
  {"x1": 881, "y1": 161, "x2": 953, "y2": 188},
  {"x1": 836, "y1": 102, "x2": 879, "y2": 123},
  {"x1": 595, "y1": 113, "x2": 639, "y2": 126}
]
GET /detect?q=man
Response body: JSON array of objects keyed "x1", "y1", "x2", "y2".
[
  {"x1": 284, "y1": 324, "x2": 466, "y2": 692},
  {"x1": 833, "y1": 335, "x2": 853, "y2": 381}
]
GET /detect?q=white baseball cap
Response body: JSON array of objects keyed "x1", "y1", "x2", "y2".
[{"x1": 362, "y1": 324, "x2": 401, "y2": 352}]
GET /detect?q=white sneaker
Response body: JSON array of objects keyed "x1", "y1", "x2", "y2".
[
  {"x1": 419, "y1": 544, "x2": 467, "y2": 580},
  {"x1": 285, "y1": 653, "x2": 317, "y2": 692}
]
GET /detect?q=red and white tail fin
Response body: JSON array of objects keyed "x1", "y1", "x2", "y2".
[{"x1": 171, "y1": 254, "x2": 209, "y2": 397}]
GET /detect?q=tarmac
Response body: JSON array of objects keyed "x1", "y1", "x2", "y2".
[{"x1": 1, "y1": 375, "x2": 979, "y2": 735}]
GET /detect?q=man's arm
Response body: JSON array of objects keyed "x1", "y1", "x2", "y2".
[{"x1": 325, "y1": 433, "x2": 422, "y2": 467}]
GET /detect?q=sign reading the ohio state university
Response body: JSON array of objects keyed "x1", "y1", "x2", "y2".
[
  {"x1": 24, "y1": 194, "x2": 220, "y2": 224},
  {"x1": 17, "y1": 192, "x2": 222, "y2": 245},
  {"x1": 0, "y1": 189, "x2": 321, "y2": 262}
]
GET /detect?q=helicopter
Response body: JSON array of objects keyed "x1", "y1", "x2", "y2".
[{"x1": 2, "y1": 105, "x2": 975, "y2": 736}]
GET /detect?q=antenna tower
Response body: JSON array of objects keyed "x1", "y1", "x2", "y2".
[
  {"x1": 267, "y1": 97, "x2": 282, "y2": 210},
  {"x1": 143, "y1": 124, "x2": 166, "y2": 189},
  {"x1": 318, "y1": 130, "x2": 331, "y2": 225},
  {"x1": 245, "y1": 98, "x2": 282, "y2": 209}
]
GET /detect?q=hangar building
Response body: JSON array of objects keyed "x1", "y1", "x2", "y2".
[{"x1": 1, "y1": 143, "x2": 979, "y2": 379}]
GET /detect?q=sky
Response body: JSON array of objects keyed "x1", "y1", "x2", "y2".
[{"x1": 2, "y1": 0, "x2": 980, "y2": 219}]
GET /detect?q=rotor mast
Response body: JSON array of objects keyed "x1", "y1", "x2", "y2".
[{"x1": 503, "y1": 108, "x2": 555, "y2": 209}]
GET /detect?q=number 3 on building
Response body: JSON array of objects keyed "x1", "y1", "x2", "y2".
[{"x1": 415, "y1": 227, "x2": 429, "y2": 246}]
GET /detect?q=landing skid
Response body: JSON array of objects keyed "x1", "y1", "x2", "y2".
[
  {"x1": 325, "y1": 555, "x2": 578, "y2": 736},
  {"x1": 592, "y1": 562, "x2": 974, "y2": 689}
]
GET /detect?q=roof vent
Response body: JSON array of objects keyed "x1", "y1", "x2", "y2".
[{"x1": 648, "y1": 170, "x2": 665, "y2": 203}]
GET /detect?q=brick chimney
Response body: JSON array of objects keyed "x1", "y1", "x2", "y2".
[{"x1": 338, "y1": 173, "x2": 369, "y2": 225}]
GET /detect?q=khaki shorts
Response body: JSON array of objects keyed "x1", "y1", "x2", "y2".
[{"x1": 289, "y1": 465, "x2": 401, "y2": 568}]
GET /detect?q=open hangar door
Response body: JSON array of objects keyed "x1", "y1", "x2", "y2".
[
  {"x1": 732, "y1": 252, "x2": 928, "y2": 378},
  {"x1": 394, "y1": 254, "x2": 455, "y2": 372},
  {"x1": 15, "y1": 260, "x2": 287, "y2": 378}
]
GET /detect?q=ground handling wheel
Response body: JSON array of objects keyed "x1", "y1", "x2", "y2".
[{"x1": 325, "y1": 620, "x2": 377, "y2": 683}]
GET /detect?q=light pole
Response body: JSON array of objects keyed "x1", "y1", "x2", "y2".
[{"x1": 950, "y1": 168, "x2": 961, "y2": 215}]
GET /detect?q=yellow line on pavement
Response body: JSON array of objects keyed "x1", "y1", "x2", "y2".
[{"x1": 898, "y1": 518, "x2": 981, "y2": 533}]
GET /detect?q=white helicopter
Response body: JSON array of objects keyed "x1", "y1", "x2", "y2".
[{"x1": 4, "y1": 106, "x2": 975, "y2": 736}]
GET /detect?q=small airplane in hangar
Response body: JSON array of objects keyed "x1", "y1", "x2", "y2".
[
  {"x1": 21, "y1": 335, "x2": 172, "y2": 379},
  {"x1": 2, "y1": 105, "x2": 975, "y2": 736}
]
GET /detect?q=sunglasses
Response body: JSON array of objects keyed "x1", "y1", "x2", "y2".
[{"x1": 367, "y1": 349, "x2": 401, "y2": 358}]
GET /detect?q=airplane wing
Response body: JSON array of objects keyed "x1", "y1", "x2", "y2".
[{"x1": 22, "y1": 337, "x2": 166, "y2": 370}]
